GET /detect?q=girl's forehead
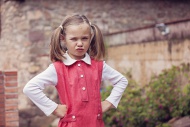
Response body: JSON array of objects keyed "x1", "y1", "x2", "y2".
[{"x1": 65, "y1": 23, "x2": 91, "y2": 33}]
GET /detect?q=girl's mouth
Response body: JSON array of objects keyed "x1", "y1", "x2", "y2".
[{"x1": 76, "y1": 48, "x2": 84, "y2": 51}]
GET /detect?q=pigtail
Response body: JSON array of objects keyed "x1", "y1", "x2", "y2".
[
  {"x1": 50, "y1": 27, "x2": 66, "y2": 62},
  {"x1": 89, "y1": 24, "x2": 106, "y2": 60}
]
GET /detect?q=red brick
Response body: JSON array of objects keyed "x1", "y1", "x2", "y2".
[
  {"x1": 4, "y1": 76, "x2": 17, "y2": 83},
  {"x1": 0, "y1": 108, "x2": 4, "y2": 111},
  {"x1": 0, "y1": 99, "x2": 5, "y2": 103},
  {"x1": 5, "y1": 111, "x2": 18, "y2": 115},
  {"x1": 5, "y1": 113, "x2": 19, "y2": 121},
  {"x1": 0, "y1": 103, "x2": 5, "y2": 108},
  {"x1": 0, "y1": 99, "x2": 4, "y2": 103},
  {"x1": 5, "y1": 117, "x2": 19, "y2": 123},
  {"x1": 0, "y1": 121, "x2": 5, "y2": 126},
  {"x1": 0, "y1": 109, "x2": 4, "y2": 112},
  {"x1": 4, "y1": 72, "x2": 17, "y2": 76},
  {"x1": 5, "y1": 94, "x2": 18, "y2": 99},
  {"x1": 0, "y1": 95, "x2": 5, "y2": 103},
  {"x1": 0, "y1": 113, "x2": 5, "y2": 116},
  {"x1": 0, "y1": 76, "x2": 4, "y2": 85},
  {"x1": 0, "y1": 118, "x2": 4, "y2": 122},
  {"x1": 5, "y1": 99, "x2": 18, "y2": 105},
  {"x1": 5, "y1": 112, "x2": 19, "y2": 124},
  {"x1": 0, "y1": 85, "x2": 4, "y2": 93},
  {"x1": 5, "y1": 105, "x2": 18, "y2": 111},
  {"x1": 0, "y1": 114, "x2": 5, "y2": 119},
  {"x1": 0, "y1": 71, "x2": 19, "y2": 126},
  {"x1": 4, "y1": 82, "x2": 17, "y2": 87},
  {"x1": 0, "y1": 84, "x2": 4, "y2": 87},
  {"x1": 5, "y1": 87, "x2": 18, "y2": 94},
  {"x1": 0, "y1": 113, "x2": 5, "y2": 117},
  {"x1": 0, "y1": 84, "x2": 4, "y2": 88},
  {"x1": 0, "y1": 122, "x2": 4, "y2": 125},
  {"x1": 0, "y1": 89, "x2": 4, "y2": 94},
  {"x1": 6, "y1": 121, "x2": 19, "y2": 127},
  {"x1": 0, "y1": 110, "x2": 5, "y2": 126}
]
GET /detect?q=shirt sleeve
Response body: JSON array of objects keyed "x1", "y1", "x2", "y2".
[
  {"x1": 23, "y1": 64, "x2": 58, "y2": 116},
  {"x1": 102, "y1": 61, "x2": 128, "y2": 108}
]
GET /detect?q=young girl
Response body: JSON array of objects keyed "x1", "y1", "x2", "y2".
[{"x1": 23, "y1": 14, "x2": 128, "y2": 127}]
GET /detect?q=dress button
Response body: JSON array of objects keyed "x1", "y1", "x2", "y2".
[
  {"x1": 72, "y1": 115, "x2": 76, "y2": 119},
  {"x1": 78, "y1": 64, "x2": 81, "y2": 67},
  {"x1": 80, "y1": 75, "x2": 84, "y2": 78},
  {"x1": 97, "y1": 114, "x2": 100, "y2": 117},
  {"x1": 82, "y1": 87, "x2": 86, "y2": 90}
]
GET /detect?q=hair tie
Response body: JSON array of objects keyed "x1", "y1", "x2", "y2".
[
  {"x1": 59, "y1": 25, "x2": 63, "y2": 30},
  {"x1": 89, "y1": 22, "x2": 92, "y2": 26}
]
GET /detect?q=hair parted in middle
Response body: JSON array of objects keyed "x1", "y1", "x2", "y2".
[{"x1": 50, "y1": 14, "x2": 106, "y2": 62}]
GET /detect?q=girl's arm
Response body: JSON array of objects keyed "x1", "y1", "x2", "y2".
[
  {"x1": 102, "y1": 61, "x2": 128, "y2": 110},
  {"x1": 23, "y1": 64, "x2": 58, "y2": 116}
]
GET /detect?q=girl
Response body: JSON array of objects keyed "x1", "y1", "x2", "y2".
[{"x1": 23, "y1": 14, "x2": 128, "y2": 127}]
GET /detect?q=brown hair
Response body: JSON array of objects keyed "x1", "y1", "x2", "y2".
[{"x1": 50, "y1": 14, "x2": 106, "y2": 62}]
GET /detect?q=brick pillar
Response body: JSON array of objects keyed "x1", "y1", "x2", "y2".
[
  {"x1": 0, "y1": 71, "x2": 5, "y2": 127},
  {"x1": 0, "y1": 71, "x2": 19, "y2": 127}
]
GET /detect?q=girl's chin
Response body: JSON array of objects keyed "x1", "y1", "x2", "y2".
[{"x1": 72, "y1": 54, "x2": 85, "y2": 60}]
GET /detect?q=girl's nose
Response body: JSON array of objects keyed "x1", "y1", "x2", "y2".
[{"x1": 77, "y1": 40, "x2": 83, "y2": 47}]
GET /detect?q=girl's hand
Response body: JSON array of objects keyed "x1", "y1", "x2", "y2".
[
  {"x1": 101, "y1": 100, "x2": 113, "y2": 113},
  {"x1": 53, "y1": 104, "x2": 67, "y2": 118}
]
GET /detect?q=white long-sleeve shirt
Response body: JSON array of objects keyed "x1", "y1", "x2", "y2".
[{"x1": 23, "y1": 53, "x2": 128, "y2": 116}]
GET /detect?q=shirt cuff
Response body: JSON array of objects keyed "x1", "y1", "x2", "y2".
[
  {"x1": 45, "y1": 103, "x2": 58, "y2": 116},
  {"x1": 105, "y1": 96, "x2": 122, "y2": 109}
]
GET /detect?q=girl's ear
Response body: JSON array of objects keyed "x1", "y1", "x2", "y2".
[
  {"x1": 60, "y1": 34, "x2": 65, "y2": 41},
  {"x1": 60, "y1": 34, "x2": 67, "y2": 51}
]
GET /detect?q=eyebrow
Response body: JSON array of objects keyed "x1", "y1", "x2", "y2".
[{"x1": 68, "y1": 35, "x2": 90, "y2": 38}]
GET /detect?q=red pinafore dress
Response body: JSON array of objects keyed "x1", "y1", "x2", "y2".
[{"x1": 53, "y1": 59, "x2": 105, "y2": 127}]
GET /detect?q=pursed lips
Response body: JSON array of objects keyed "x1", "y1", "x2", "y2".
[{"x1": 76, "y1": 48, "x2": 84, "y2": 51}]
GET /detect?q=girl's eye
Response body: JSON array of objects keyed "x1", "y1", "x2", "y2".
[
  {"x1": 82, "y1": 37, "x2": 88, "y2": 40},
  {"x1": 70, "y1": 38, "x2": 77, "y2": 41}
]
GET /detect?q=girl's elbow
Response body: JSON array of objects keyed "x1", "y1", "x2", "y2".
[
  {"x1": 23, "y1": 86, "x2": 27, "y2": 95},
  {"x1": 123, "y1": 79, "x2": 128, "y2": 89},
  {"x1": 23, "y1": 84, "x2": 30, "y2": 95},
  {"x1": 126, "y1": 79, "x2": 128, "y2": 85},
  {"x1": 123, "y1": 78, "x2": 128, "y2": 88}
]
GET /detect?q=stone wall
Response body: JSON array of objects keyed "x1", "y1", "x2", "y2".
[
  {"x1": 107, "y1": 39, "x2": 190, "y2": 85},
  {"x1": 1, "y1": 0, "x2": 190, "y2": 127},
  {"x1": 105, "y1": 20, "x2": 190, "y2": 46},
  {"x1": 105, "y1": 19, "x2": 190, "y2": 85}
]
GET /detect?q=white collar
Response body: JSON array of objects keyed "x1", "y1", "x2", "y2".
[{"x1": 63, "y1": 52, "x2": 91, "y2": 66}]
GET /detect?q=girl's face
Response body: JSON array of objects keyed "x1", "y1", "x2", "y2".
[{"x1": 63, "y1": 23, "x2": 91, "y2": 60}]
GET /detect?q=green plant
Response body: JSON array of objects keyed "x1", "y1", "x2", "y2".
[{"x1": 101, "y1": 63, "x2": 190, "y2": 127}]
